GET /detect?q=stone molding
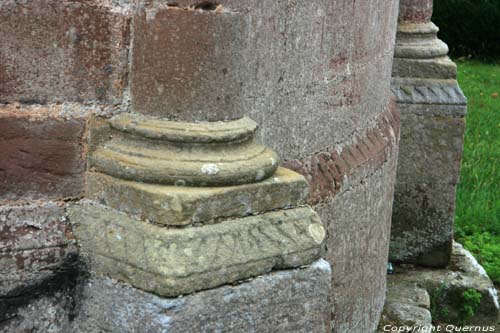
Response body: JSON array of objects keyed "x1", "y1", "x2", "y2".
[
  {"x1": 392, "y1": 79, "x2": 467, "y2": 105},
  {"x1": 90, "y1": 114, "x2": 279, "y2": 186}
]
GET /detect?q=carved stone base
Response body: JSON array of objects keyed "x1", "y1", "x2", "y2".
[
  {"x1": 77, "y1": 113, "x2": 327, "y2": 316},
  {"x1": 69, "y1": 203, "x2": 324, "y2": 297}
]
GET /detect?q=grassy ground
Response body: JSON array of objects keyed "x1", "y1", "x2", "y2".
[{"x1": 454, "y1": 60, "x2": 500, "y2": 285}]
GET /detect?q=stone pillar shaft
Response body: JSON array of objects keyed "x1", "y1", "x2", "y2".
[{"x1": 390, "y1": 0, "x2": 467, "y2": 267}]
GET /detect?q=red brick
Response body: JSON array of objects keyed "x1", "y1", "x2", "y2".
[
  {"x1": 341, "y1": 147, "x2": 360, "y2": 171},
  {"x1": 365, "y1": 130, "x2": 379, "y2": 151},
  {"x1": 0, "y1": 1, "x2": 130, "y2": 104},
  {"x1": 326, "y1": 158, "x2": 342, "y2": 185},
  {"x1": 370, "y1": 129, "x2": 387, "y2": 153},
  {"x1": 282, "y1": 104, "x2": 399, "y2": 204},
  {"x1": 357, "y1": 142, "x2": 371, "y2": 160},
  {"x1": 330, "y1": 150, "x2": 349, "y2": 176},
  {"x1": 379, "y1": 117, "x2": 393, "y2": 142},
  {"x1": 282, "y1": 159, "x2": 308, "y2": 177},
  {"x1": 315, "y1": 153, "x2": 336, "y2": 201},
  {"x1": 0, "y1": 105, "x2": 86, "y2": 201}
]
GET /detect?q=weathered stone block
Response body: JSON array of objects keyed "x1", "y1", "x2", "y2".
[
  {"x1": 70, "y1": 259, "x2": 332, "y2": 333},
  {"x1": 87, "y1": 167, "x2": 309, "y2": 225},
  {"x1": 0, "y1": 0, "x2": 130, "y2": 104},
  {"x1": 389, "y1": 243, "x2": 500, "y2": 327},
  {"x1": 68, "y1": 203, "x2": 325, "y2": 297},
  {"x1": 377, "y1": 279, "x2": 432, "y2": 332},
  {"x1": 1, "y1": 290, "x2": 76, "y2": 333},
  {"x1": 392, "y1": 57, "x2": 457, "y2": 79},
  {"x1": 398, "y1": 0, "x2": 433, "y2": 23},
  {"x1": 396, "y1": 110, "x2": 465, "y2": 184},
  {"x1": 391, "y1": 181, "x2": 456, "y2": 266},
  {"x1": 0, "y1": 105, "x2": 86, "y2": 201},
  {"x1": 0, "y1": 202, "x2": 75, "y2": 302},
  {"x1": 391, "y1": 96, "x2": 465, "y2": 267},
  {"x1": 131, "y1": 5, "x2": 246, "y2": 121}
]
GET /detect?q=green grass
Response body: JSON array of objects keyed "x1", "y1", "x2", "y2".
[{"x1": 455, "y1": 60, "x2": 500, "y2": 284}]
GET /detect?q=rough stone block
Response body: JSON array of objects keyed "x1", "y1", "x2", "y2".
[
  {"x1": 0, "y1": 291, "x2": 76, "y2": 333},
  {"x1": 70, "y1": 259, "x2": 332, "y2": 333},
  {"x1": 377, "y1": 279, "x2": 432, "y2": 332},
  {"x1": 392, "y1": 58, "x2": 457, "y2": 79},
  {"x1": 398, "y1": 0, "x2": 433, "y2": 23},
  {"x1": 0, "y1": 201, "x2": 77, "y2": 323},
  {"x1": 396, "y1": 110, "x2": 465, "y2": 185},
  {"x1": 379, "y1": 304, "x2": 432, "y2": 332},
  {"x1": 68, "y1": 203, "x2": 325, "y2": 297},
  {"x1": 390, "y1": 181, "x2": 456, "y2": 266},
  {"x1": 0, "y1": 105, "x2": 86, "y2": 201},
  {"x1": 390, "y1": 243, "x2": 500, "y2": 327},
  {"x1": 0, "y1": 0, "x2": 130, "y2": 104},
  {"x1": 87, "y1": 167, "x2": 309, "y2": 225},
  {"x1": 131, "y1": 5, "x2": 246, "y2": 121}
]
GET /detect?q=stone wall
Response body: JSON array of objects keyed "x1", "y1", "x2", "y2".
[{"x1": 0, "y1": 1, "x2": 400, "y2": 332}]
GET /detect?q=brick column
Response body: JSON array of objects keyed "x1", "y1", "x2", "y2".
[{"x1": 390, "y1": 0, "x2": 467, "y2": 267}]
